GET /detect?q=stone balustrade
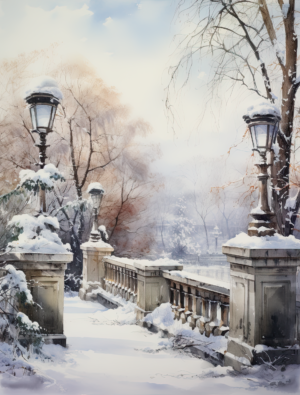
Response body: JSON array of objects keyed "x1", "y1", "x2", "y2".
[
  {"x1": 162, "y1": 271, "x2": 230, "y2": 337},
  {"x1": 104, "y1": 260, "x2": 138, "y2": 304},
  {"x1": 98, "y1": 256, "x2": 230, "y2": 336}
]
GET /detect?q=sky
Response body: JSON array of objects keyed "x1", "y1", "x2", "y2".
[{"x1": 0, "y1": 0, "x2": 254, "y2": 178}]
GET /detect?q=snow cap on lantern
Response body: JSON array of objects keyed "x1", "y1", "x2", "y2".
[
  {"x1": 24, "y1": 76, "x2": 63, "y2": 133},
  {"x1": 87, "y1": 182, "x2": 105, "y2": 209}
]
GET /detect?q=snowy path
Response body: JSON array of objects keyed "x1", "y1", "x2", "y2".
[{"x1": 0, "y1": 295, "x2": 299, "y2": 394}]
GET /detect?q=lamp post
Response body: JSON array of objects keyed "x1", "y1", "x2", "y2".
[
  {"x1": 211, "y1": 225, "x2": 222, "y2": 253},
  {"x1": 243, "y1": 107, "x2": 281, "y2": 237},
  {"x1": 88, "y1": 183, "x2": 105, "y2": 242},
  {"x1": 25, "y1": 92, "x2": 60, "y2": 213}
]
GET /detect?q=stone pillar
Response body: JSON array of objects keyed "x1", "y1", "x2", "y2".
[
  {"x1": 222, "y1": 245, "x2": 300, "y2": 369},
  {"x1": 6, "y1": 252, "x2": 72, "y2": 347},
  {"x1": 79, "y1": 242, "x2": 114, "y2": 300}
]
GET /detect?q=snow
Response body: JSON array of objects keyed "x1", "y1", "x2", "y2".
[
  {"x1": 2, "y1": 264, "x2": 33, "y2": 303},
  {"x1": 246, "y1": 101, "x2": 281, "y2": 118},
  {"x1": 98, "y1": 224, "x2": 108, "y2": 239},
  {"x1": 224, "y1": 232, "x2": 300, "y2": 249},
  {"x1": 143, "y1": 303, "x2": 228, "y2": 350},
  {"x1": 87, "y1": 182, "x2": 105, "y2": 193},
  {"x1": 285, "y1": 195, "x2": 297, "y2": 210},
  {"x1": 182, "y1": 263, "x2": 231, "y2": 283},
  {"x1": 24, "y1": 76, "x2": 63, "y2": 101},
  {"x1": 7, "y1": 214, "x2": 71, "y2": 254},
  {"x1": 108, "y1": 256, "x2": 182, "y2": 267},
  {"x1": 19, "y1": 164, "x2": 64, "y2": 190},
  {"x1": 0, "y1": 296, "x2": 298, "y2": 393},
  {"x1": 165, "y1": 270, "x2": 230, "y2": 289},
  {"x1": 143, "y1": 303, "x2": 175, "y2": 330},
  {"x1": 250, "y1": 206, "x2": 267, "y2": 215},
  {"x1": 81, "y1": 239, "x2": 113, "y2": 249},
  {"x1": 17, "y1": 312, "x2": 40, "y2": 332}
]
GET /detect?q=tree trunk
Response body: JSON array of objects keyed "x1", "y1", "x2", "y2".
[{"x1": 270, "y1": 0, "x2": 297, "y2": 236}]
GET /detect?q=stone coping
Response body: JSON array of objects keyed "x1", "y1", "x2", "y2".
[
  {"x1": 81, "y1": 244, "x2": 114, "y2": 253},
  {"x1": 104, "y1": 257, "x2": 136, "y2": 271},
  {"x1": 0, "y1": 252, "x2": 73, "y2": 263},
  {"x1": 222, "y1": 245, "x2": 300, "y2": 260},
  {"x1": 162, "y1": 271, "x2": 230, "y2": 296},
  {"x1": 104, "y1": 257, "x2": 183, "y2": 272}
]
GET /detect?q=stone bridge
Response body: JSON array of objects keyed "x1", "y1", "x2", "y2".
[{"x1": 79, "y1": 241, "x2": 300, "y2": 369}]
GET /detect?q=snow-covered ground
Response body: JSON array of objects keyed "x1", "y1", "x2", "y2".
[{"x1": 0, "y1": 295, "x2": 299, "y2": 394}]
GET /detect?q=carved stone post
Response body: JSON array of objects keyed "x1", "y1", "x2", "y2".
[
  {"x1": 223, "y1": 244, "x2": 300, "y2": 369},
  {"x1": 79, "y1": 242, "x2": 114, "y2": 301},
  {"x1": 4, "y1": 252, "x2": 72, "y2": 347}
]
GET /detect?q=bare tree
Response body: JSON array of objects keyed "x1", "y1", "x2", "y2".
[
  {"x1": 184, "y1": 159, "x2": 218, "y2": 250},
  {"x1": 0, "y1": 55, "x2": 160, "y2": 288},
  {"x1": 168, "y1": 0, "x2": 300, "y2": 235}
]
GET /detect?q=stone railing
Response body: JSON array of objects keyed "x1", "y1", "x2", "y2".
[
  {"x1": 81, "y1": 252, "x2": 230, "y2": 336},
  {"x1": 104, "y1": 258, "x2": 138, "y2": 304},
  {"x1": 102, "y1": 257, "x2": 182, "y2": 320},
  {"x1": 162, "y1": 271, "x2": 230, "y2": 337}
]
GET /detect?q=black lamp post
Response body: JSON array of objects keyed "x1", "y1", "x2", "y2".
[
  {"x1": 25, "y1": 92, "x2": 60, "y2": 213},
  {"x1": 88, "y1": 184, "x2": 105, "y2": 242},
  {"x1": 243, "y1": 109, "x2": 281, "y2": 237}
]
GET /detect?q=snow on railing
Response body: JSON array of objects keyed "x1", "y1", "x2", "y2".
[{"x1": 102, "y1": 256, "x2": 230, "y2": 337}]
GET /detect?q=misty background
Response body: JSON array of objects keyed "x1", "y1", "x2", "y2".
[{"x1": 0, "y1": 0, "x2": 289, "y2": 269}]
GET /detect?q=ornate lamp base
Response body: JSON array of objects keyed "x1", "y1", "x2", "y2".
[
  {"x1": 248, "y1": 212, "x2": 276, "y2": 237},
  {"x1": 89, "y1": 231, "x2": 101, "y2": 242}
]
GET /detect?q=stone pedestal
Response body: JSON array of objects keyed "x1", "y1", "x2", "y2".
[
  {"x1": 5, "y1": 252, "x2": 72, "y2": 347},
  {"x1": 134, "y1": 261, "x2": 183, "y2": 320},
  {"x1": 79, "y1": 241, "x2": 114, "y2": 301},
  {"x1": 222, "y1": 245, "x2": 300, "y2": 369}
]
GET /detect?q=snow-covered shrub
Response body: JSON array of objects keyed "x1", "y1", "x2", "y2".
[
  {"x1": 0, "y1": 164, "x2": 65, "y2": 205},
  {"x1": 6, "y1": 214, "x2": 71, "y2": 254},
  {"x1": 0, "y1": 265, "x2": 42, "y2": 357}
]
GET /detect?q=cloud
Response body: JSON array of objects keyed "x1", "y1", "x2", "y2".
[
  {"x1": 50, "y1": 4, "x2": 93, "y2": 18},
  {"x1": 80, "y1": 37, "x2": 87, "y2": 42},
  {"x1": 103, "y1": 17, "x2": 112, "y2": 26},
  {"x1": 137, "y1": 3, "x2": 142, "y2": 9}
]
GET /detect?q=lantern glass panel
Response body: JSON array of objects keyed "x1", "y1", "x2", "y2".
[
  {"x1": 49, "y1": 106, "x2": 56, "y2": 129},
  {"x1": 254, "y1": 124, "x2": 268, "y2": 149},
  {"x1": 250, "y1": 126, "x2": 257, "y2": 149},
  {"x1": 267, "y1": 124, "x2": 275, "y2": 149},
  {"x1": 91, "y1": 193, "x2": 102, "y2": 209},
  {"x1": 30, "y1": 107, "x2": 37, "y2": 130},
  {"x1": 36, "y1": 105, "x2": 52, "y2": 128}
]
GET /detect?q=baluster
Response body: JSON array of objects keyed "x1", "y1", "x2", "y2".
[
  {"x1": 202, "y1": 299, "x2": 209, "y2": 319},
  {"x1": 134, "y1": 272, "x2": 137, "y2": 303},
  {"x1": 221, "y1": 304, "x2": 229, "y2": 327},
  {"x1": 134, "y1": 272, "x2": 137, "y2": 294},
  {"x1": 124, "y1": 269, "x2": 128, "y2": 300},
  {"x1": 210, "y1": 301, "x2": 218, "y2": 322}
]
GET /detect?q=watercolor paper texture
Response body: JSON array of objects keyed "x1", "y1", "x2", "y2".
[{"x1": 0, "y1": 0, "x2": 299, "y2": 393}]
